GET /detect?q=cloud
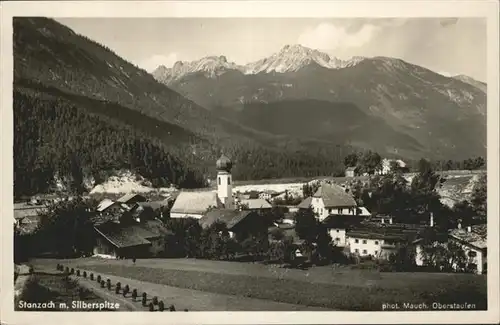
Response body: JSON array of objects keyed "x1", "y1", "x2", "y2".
[
  {"x1": 137, "y1": 53, "x2": 179, "y2": 72},
  {"x1": 298, "y1": 22, "x2": 380, "y2": 50}
]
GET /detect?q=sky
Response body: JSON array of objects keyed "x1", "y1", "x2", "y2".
[{"x1": 55, "y1": 17, "x2": 487, "y2": 82}]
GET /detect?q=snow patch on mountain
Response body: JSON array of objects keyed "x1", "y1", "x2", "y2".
[{"x1": 153, "y1": 44, "x2": 366, "y2": 83}]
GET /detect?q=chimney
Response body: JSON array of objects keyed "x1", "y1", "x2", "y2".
[
  {"x1": 458, "y1": 222, "x2": 462, "y2": 229},
  {"x1": 467, "y1": 226, "x2": 472, "y2": 233},
  {"x1": 430, "y1": 212, "x2": 434, "y2": 227},
  {"x1": 389, "y1": 217, "x2": 393, "y2": 224}
]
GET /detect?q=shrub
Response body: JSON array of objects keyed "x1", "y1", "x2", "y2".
[
  {"x1": 76, "y1": 270, "x2": 81, "y2": 276},
  {"x1": 169, "y1": 305, "x2": 176, "y2": 311},
  {"x1": 90, "y1": 273, "x2": 94, "y2": 280},
  {"x1": 152, "y1": 296, "x2": 158, "y2": 305},
  {"x1": 97, "y1": 275, "x2": 101, "y2": 283},
  {"x1": 115, "y1": 286, "x2": 120, "y2": 294},
  {"x1": 142, "y1": 292, "x2": 147, "y2": 300},
  {"x1": 142, "y1": 295, "x2": 147, "y2": 306},
  {"x1": 125, "y1": 284, "x2": 130, "y2": 292},
  {"x1": 148, "y1": 303, "x2": 154, "y2": 311},
  {"x1": 28, "y1": 266, "x2": 34, "y2": 274},
  {"x1": 107, "y1": 281, "x2": 111, "y2": 290},
  {"x1": 56, "y1": 264, "x2": 60, "y2": 271},
  {"x1": 65, "y1": 267, "x2": 69, "y2": 274},
  {"x1": 100, "y1": 280, "x2": 105, "y2": 288},
  {"x1": 158, "y1": 301, "x2": 165, "y2": 311},
  {"x1": 70, "y1": 268, "x2": 75, "y2": 274},
  {"x1": 132, "y1": 289, "x2": 137, "y2": 300},
  {"x1": 183, "y1": 309, "x2": 188, "y2": 312},
  {"x1": 83, "y1": 271, "x2": 87, "y2": 278},
  {"x1": 116, "y1": 282, "x2": 121, "y2": 290}
]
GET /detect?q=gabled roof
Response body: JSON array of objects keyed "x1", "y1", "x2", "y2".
[
  {"x1": 97, "y1": 199, "x2": 121, "y2": 212},
  {"x1": 116, "y1": 193, "x2": 147, "y2": 204},
  {"x1": 198, "y1": 209, "x2": 256, "y2": 230},
  {"x1": 346, "y1": 167, "x2": 356, "y2": 171},
  {"x1": 449, "y1": 224, "x2": 487, "y2": 250},
  {"x1": 240, "y1": 198, "x2": 272, "y2": 210},
  {"x1": 137, "y1": 201, "x2": 167, "y2": 211},
  {"x1": 297, "y1": 197, "x2": 313, "y2": 209},
  {"x1": 313, "y1": 184, "x2": 357, "y2": 208},
  {"x1": 94, "y1": 220, "x2": 171, "y2": 249},
  {"x1": 170, "y1": 191, "x2": 222, "y2": 215}
]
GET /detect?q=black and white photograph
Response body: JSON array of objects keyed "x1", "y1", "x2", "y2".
[{"x1": 1, "y1": 1, "x2": 499, "y2": 324}]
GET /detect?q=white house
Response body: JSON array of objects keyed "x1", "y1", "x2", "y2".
[
  {"x1": 377, "y1": 159, "x2": 407, "y2": 175},
  {"x1": 448, "y1": 224, "x2": 487, "y2": 274},
  {"x1": 308, "y1": 183, "x2": 358, "y2": 221},
  {"x1": 170, "y1": 154, "x2": 234, "y2": 219}
]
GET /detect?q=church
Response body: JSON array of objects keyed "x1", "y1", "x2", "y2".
[{"x1": 169, "y1": 154, "x2": 235, "y2": 219}]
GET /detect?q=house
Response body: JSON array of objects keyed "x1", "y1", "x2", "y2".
[
  {"x1": 322, "y1": 214, "x2": 365, "y2": 247},
  {"x1": 377, "y1": 159, "x2": 407, "y2": 175},
  {"x1": 198, "y1": 209, "x2": 265, "y2": 240},
  {"x1": 93, "y1": 219, "x2": 173, "y2": 258},
  {"x1": 170, "y1": 191, "x2": 222, "y2": 219},
  {"x1": 96, "y1": 199, "x2": 125, "y2": 215},
  {"x1": 345, "y1": 167, "x2": 356, "y2": 178},
  {"x1": 239, "y1": 198, "x2": 273, "y2": 211},
  {"x1": 297, "y1": 197, "x2": 313, "y2": 210},
  {"x1": 309, "y1": 183, "x2": 358, "y2": 221},
  {"x1": 259, "y1": 190, "x2": 282, "y2": 200},
  {"x1": 116, "y1": 193, "x2": 147, "y2": 205},
  {"x1": 14, "y1": 203, "x2": 43, "y2": 234},
  {"x1": 170, "y1": 154, "x2": 234, "y2": 219},
  {"x1": 448, "y1": 224, "x2": 487, "y2": 274},
  {"x1": 346, "y1": 221, "x2": 433, "y2": 259}
]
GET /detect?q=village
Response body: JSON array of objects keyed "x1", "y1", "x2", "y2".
[{"x1": 13, "y1": 153, "x2": 488, "y2": 311}]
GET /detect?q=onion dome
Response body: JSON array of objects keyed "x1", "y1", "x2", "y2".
[{"x1": 216, "y1": 154, "x2": 233, "y2": 172}]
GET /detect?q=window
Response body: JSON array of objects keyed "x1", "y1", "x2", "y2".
[
  {"x1": 335, "y1": 237, "x2": 340, "y2": 242},
  {"x1": 354, "y1": 249, "x2": 359, "y2": 253},
  {"x1": 228, "y1": 176, "x2": 231, "y2": 185},
  {"x1": 336, "y1": 229, "x2": 340, "y2": 233},
  {"x1": 218, "y1": 177, "x2": 221, "y2": 185},
  {"x1": 375, "y1": 241, "x2": 379, "y2": 245},
  {"x1": 362, "y1": 240, "x2": 367, "y2": 244},
  {"x1": 355, "y1": 239, "x2": 359, "y2": 243},
  {"x1": 374, "y1": 251, "x2": 378, "y2": 255},
  {"x1": 339, "y1": 208, "x2": 343, "y2": 214},
  {"x1": 468, "y1": 251, "x2": 477, "y2": 258},
  {"x1": 362, "y1": 249, "x2": 367, "y2": 255}
]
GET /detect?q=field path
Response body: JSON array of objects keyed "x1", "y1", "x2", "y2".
[{"x1": 72, "y1": 267, "x2": 332, "y2": 311}]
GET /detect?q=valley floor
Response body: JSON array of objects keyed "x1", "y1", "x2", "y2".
[{"x1": 31, "y1": 257, "x2": 487, "y2": 311}]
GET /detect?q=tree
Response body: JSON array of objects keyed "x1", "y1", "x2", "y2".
[
  {"x1": 294, "y1": 208, "x2": 318, "y2": 243},
  {"x1": 34, "y1": 197, "x2": 95, "y2": 257},
  {"x1": 343, "y1": 152, "x2": 359, "y2": 168},
  {"x1": 357, "y1": 151, "x2": 382, "y2": 175},
  {"x1": 165, "y1": 217, "x2": 202, "y2": 257},
  {"x1": 471, "y1": 174, "x2": 487, "y2": 221},
  {"x1": 408, "y1": 159, "x2": 442, "y2": 224},
  {"x1": 302, "y1": 181, "x2": 321, "y2": 198}
]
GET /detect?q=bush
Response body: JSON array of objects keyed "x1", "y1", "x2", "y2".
[
  {"x1": 148, "y1": 303, "x2": 154, "y2": 311},
  {"x1": 83, "y1": 271, "x2": 87, "y2": 278},
  {"x1": 116, "y1": 282, "x2": 121, "y2": 290},
  {"x1": 107, "y1": 281, "x2": 111, "y2": 290},
  {"x1": 132, "y1": 289, "x2": 137, "y2": 300},
  {"x1": 100, "y1": 280, "x2": 105, "y2": 288},
  {"x1": 169, "y1": 305, "x2": 176, "y2": 311},
  {"x1": 115, "y1": 286, "x2": 120, "y2": 294},
  {"x1": 152, "y1": 296, "x2": 158, "y2": 305},
  {"x1": 142, "y1": 295, "x2": 147, "y2": 306},
  {"x1": 142, "y1": 292, "x2": 147, "y2": 300},
  {"x1": 56, "y1": 264, "x2": 60, "y2": 271},
  {"x1": 158, "y1": 301, "x2": 164, "y2": 311},
  {"x1": 65, "y1": 267, "x2": 69, "y2": 274},
  {"x1": 125, "y1": 284, "x2": 130, "y2": 292},
  {"x1": 183, "y1": 309, "x2": 188, "y2": 312},
  {"x1": 97, "y1": 275, "x2": 101, "y2": 283},
  {"x1": 90, "y1": 273, "x2": 94, "y2": 280},
  {"x1": 29, "y1": 266, "x2": 34, "y2": 274},
  {"x1": 76, "y1": 270, "x2": 81, "y2": 276},
  {"x1": 70, "y1": 268, "x2": 75, "y2": 274}
]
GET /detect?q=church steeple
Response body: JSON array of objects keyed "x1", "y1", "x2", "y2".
[{"x1": 216, "y1": 154, "x2": 233, "y2": 209}]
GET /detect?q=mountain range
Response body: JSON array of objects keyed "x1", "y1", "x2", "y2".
[
  {"x1": 153, "y1": 44, "x2": 487, "y2": 160},
  {"x1": 14, "y1": 18, "x2": 364, "y2": 195}
]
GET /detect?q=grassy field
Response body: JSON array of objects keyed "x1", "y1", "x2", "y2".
[
  {"x1": 16, "y1": 272, "x2": 113, "y2": 311},
  {"x1": 38, "y1": 258, "x2": 487, "y2": 311}
]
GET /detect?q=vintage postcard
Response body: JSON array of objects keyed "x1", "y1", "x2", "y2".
[{"x1": 1, "y1": 0, "x2": 499, "y2": 324}]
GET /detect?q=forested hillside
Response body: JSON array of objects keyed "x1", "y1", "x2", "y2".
[{"x1": 13, "y1": 17, "x2": 361, "y2": 196}]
